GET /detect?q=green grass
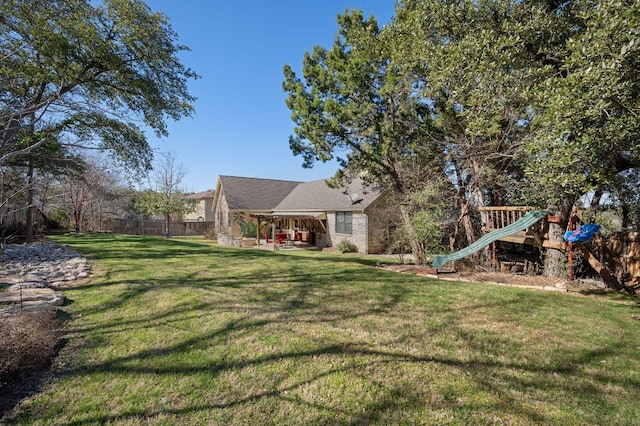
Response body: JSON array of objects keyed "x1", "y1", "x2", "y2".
[{"x1": 6, "y1": 234, "x2": 640, "y2": 425}]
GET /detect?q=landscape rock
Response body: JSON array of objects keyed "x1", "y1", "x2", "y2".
[
  {"x1": 0, "y1": 240, "x2": 91, "y2": 314},
  {"x1": 554, "y1": 281, "x2": 568, "y2": 289}
]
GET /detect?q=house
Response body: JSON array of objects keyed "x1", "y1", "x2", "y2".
[
  {"x1": 212, "y1": 175, "x2": 389, "y2": 253},
  {"x1": 183, "y1": 190, "x2": 215, "y2": 222},
  {"x1": 212, "y1": 176, "x2": 301, "y2": 246}
]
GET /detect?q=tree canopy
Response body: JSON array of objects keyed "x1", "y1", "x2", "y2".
[
  {"x1": 284, "y1": 0, "x2": 640, "y2": 266},
  {"x1": 0, "y1": 0, "x2": 198, "y2": 173},
  {"x1": 283, "y1": 9, "x2": 446, "y2": 263},
  {"x1": 283, "y1": 10, "x2": 440, "y2": 194},
  {"x1": 526, "y1": 0, "x2": 640, "y2": 206},
  {"x1": 134, "y1": 152, "x2": 192, "y2": 235}
]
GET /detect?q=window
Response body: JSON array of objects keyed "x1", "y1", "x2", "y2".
[{"x1": 335, "y1": 211, "x2": 352, "y2": 234}]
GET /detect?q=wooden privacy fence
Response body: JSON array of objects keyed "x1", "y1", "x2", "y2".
[
  {"x1": 604, "y1": 232, "x2": 640, "y2": 290},
  {"x1": 111, "y1": 218, "x2": 213, "y2": 236}
]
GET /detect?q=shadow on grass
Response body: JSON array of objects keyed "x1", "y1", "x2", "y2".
[
  {"x1": 577, "y1": 288, "x2": 639, "y2": 304},
  {"x1": 62, "y1": 267, "x2": 414, "y2": 340},
  {"x1": 39, "y1": 334, "x2": 639, "y2": 426},
  {"x1": 52, "y1": 280, "x2": 640, "y2": 424},
  {"x1": 21, "y1": 233, "x2": 638, "y2": 425},
  {"x1": 49, "y1": 232, "x2": 384, "y2": 268}
]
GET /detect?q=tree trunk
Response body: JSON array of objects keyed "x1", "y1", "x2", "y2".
[
  {"x1": 74, "y1": 206, "x2": 82, "y2": 233},
  {"x1": 461, "y1": 204, "x2": 476, "y2": 248},
  {"x1": 25, "y1": 158, "x2": 34, "y2": 243},
  {"x1": 457, "y1": 196, "x2": 477, "y2": 247},
  {"x1": 400, "y1": 207, "x2": 427, "y2": 265},
  {"x1": 621, "y1": 204, "x2": 630, "y2": 229},
  {"x1": 450, "y1": 198, "x2": 475, "y2": 251},
  {"x1": 165, "y1": 214, "x2": 171, "y2": 236},
  {"x1": 586, "y1": 188, "x2": 603, "y2": 223},
  {"x1": 544, "y1": 200, "x2": 573, "y2": 277}
]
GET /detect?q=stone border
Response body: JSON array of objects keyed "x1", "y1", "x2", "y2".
[{"x1": 0, "y1": 241, "x2": 91, "y2": 314}]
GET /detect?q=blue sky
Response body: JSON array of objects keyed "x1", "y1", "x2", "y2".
[{"x1": 144, "y1": 1, "x2": 396, "y2": 191}]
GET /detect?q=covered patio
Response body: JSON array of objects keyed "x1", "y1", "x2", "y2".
[{"x1": 247, "y1": 212, "x2": 327, "y2": 251}]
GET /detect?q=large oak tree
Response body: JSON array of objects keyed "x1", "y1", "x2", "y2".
[{"x1": 0, "y1": 0, "x2": 198, "y2": 173}]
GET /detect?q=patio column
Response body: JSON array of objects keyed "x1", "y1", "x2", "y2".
[
  {"x1": 256, "y1": 217, "x2": 259, "y2": 246},
  {"x1": 272, "y1": 221, "x2": 277, "y2": 250}
]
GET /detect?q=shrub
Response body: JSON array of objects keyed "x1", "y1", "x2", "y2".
[
  {"x1": 0, "y1": 310, "x2": 62, "y2": 389},
  {"x1": 204, "y1": 227, "x2": 217, "y2": 240},
  {"x1": 336, "y1": 239, "x2": 358, "y2": 254}
]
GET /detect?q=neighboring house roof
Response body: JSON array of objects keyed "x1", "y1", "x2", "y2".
[
  {"x1": 184, "y1": 190, "x2": 215, "y2": 200},
  {"x1": 218, "y1": 175, "x2": 301, "y2": 210},
  {"x1": 274, "y1": 178, "x2": 384, "y2": 212}
]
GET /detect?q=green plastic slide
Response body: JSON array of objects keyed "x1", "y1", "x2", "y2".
[{"x1": 432, "y1": 210, "x2": 549, "y2": 269}]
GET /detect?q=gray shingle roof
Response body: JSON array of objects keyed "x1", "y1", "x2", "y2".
[
  {"x1": 274, "y1": 178, "x2": 384, "y2": 212},
  {"x1": 184, "y1": 190, "x2": 215, "y2": 200},
  {"x1": 219, "y1": 175, "x2": 301, "y2": 210}
]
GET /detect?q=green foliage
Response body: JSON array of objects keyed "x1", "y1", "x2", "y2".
[
  {"x1": 525, "y1": 0, "x2": 640, "y2": 203},
  {"x1": 134, "y1": 152, "x2": 191, "y2": 234},
  {"x1": 134, "y1": 189, "x2": 186, "y2": 220},
  {"x1": 336, "y1": 239, "x2": 358, "y2": 254},
  {"x1": 283, "y1": 9, "x2": 439, "y2": 191},
  {"x1": 388, "y1": 182, "x2": 450, "y2": 256},
  {"x1": 282, "y1": 8, "x2": 447, "y2": 263},
  {"x1": 286, "y1": 0, "x2": 640, "y2": 249},
  {"x1": 0, "y1": 0, "x2": 198, "y2": 173},
  {"x1": 242, "y1": 220, "x2": 257, "y2": 237},
  {"x1": 391, "y1": 0, "x2": 553, "y2": 221},
  {"x1": 46, "y1": 208, "x2": 69, "y2": 228},
  {"x1": 410, "y1": 210, "x2": 444, "y2": 253},
  {"x1": 233, "y1": 212, "x2": 258, "y2": 237}
]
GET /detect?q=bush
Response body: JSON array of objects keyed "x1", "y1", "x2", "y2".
[
  {"x1": 204, "y1": 227, "x2": 217, "y2": 240},
  {"x1": 336, "y1": 239, "x2": 358, "y2": 254},
  {"x1": 0, "y1": 310, "x2": 62, "y2": 389}
]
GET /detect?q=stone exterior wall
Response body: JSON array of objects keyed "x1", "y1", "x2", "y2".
[
  {"x1": 326, "y1": 211, "x2": 369, "y2": 253},
  {"x1": 203, "y1": 198, "x2": 214, "y2": 222},
  {"x1": 325, "y1": 212, "x2": 336, "y2": 248},
  {"x1": 214, "y1": 190, "x2": 231, "y2": 235},
  {"x1": 217, "y1": 232, "x2": 241, "y2": 247},
  {"x1": 364, "y1": 193, "x2": 393, "y2": 254},
  {"x1": 325, "y1": 192, "x2": 392, "y2": 254}
]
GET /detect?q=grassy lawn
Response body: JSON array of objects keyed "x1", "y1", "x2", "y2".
[{"x1": 6, "y1": 234, "x2": 640, "y2": 425}]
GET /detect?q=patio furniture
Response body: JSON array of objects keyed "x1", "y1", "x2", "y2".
[{"x1": 276, "y1": 232, "x2": 288, "y2": 245}]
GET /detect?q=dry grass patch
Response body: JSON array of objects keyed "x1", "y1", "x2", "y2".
[{"x1": 0, "y1": 309, "x2": 64, "y2": 416}]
